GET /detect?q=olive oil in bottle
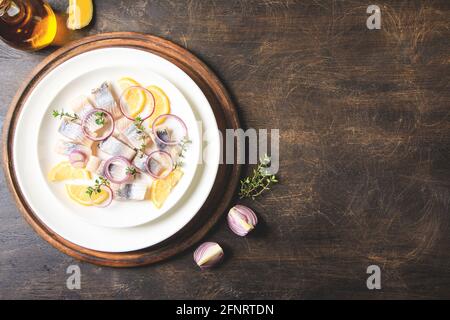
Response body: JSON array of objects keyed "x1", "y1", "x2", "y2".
[{"x1": 0, "y1": 0, "x2": 57, "y2": 51}]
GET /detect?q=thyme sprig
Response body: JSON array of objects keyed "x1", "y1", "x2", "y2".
[
  {"x1": 175, "y1": 136, "x2": 192, "y2": 168},
  {"x1": 134, "y1": 116, "x2": 149, "y2": 157},
  {"x1": 133, "y1": 116, "x2": 145, "y2": 134},
  {"x1": 86, "y1": 176, "x2": 110, "y2": 198},
  {"x1": 239, "y1": 154, "x2": 278, "y2": 199},
  {"x1": 126, "y1": 166, "x2": 138, "y2": 177},
  {"x1": 94, "y1": 111, "x2": 106, "y2": 126},
  {"x1": 52, "y1": 109, "x2": 79, "y2": 122}
]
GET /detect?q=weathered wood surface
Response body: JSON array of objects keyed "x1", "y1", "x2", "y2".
[{"x1": 0, "y1": 0, "x2": 449, "y2": 299}]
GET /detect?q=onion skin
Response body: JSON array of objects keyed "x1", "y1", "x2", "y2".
[
  {"x1": 227, "y1": 205, "x2": 258, "y2": 236},
  {"x1": 193, "y1": 242, "x2": 224, "y2": 269}
]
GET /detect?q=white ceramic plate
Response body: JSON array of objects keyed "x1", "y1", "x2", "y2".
[
  {"x1": 39, "y1": 67, "x2": 200, "y2": 228},
  {"x1": 13, "y1": 47, "x2": 220, "y2": 252}
]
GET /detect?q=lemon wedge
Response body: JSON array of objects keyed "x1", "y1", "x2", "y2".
[
  {"x1": 118, "y1": 77, "x2": 146, "y2": 118},
  {"x1": 150, "y1": 168, "x2": 184, "y2": 208},
  {"x1": 146, "y1": 85, "x2": 170, "y2": 126},
  {"x1": 48, "y1": 161, "x2": 91, "y2": 182},
  {"x1": 66, "y1": 184, "x2": 109, "y2": 206},
  {"x1": 167, "y1": 167, "x2": 184, "y2": 188},
  {"x1": 67, "y1": 0, "x2": 93, "y2": 30}
]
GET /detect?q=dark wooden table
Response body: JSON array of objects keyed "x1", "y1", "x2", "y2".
[{"x1": 0, "y1": 0, "x2": 449, "y2": 299}]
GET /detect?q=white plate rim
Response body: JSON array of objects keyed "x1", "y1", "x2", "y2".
[{"x1": 12, "y1": 47, "x2": 221, "y2": 252}]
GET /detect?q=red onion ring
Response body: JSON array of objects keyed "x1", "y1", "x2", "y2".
[
  {"x1": 69, "y1": 150, "x2": 87, "y2": 168},
  {"x1": 81, "y1": 108, "x2": 115, "y2": 141},
  {"x1": 152, "y1": 114, "x2": 188, "y2": 146},
  {"x1": 119, "y1": 85, "x2": 155, "y2": 121},
  {"x1": 92, "y1": 185, "x2": 114, "y2": 208},
  {"x1": 103, "y1": 156, "x2": 132, "y2": 184},
  {"x1": 145, "y1": 150, "x2": 174, "y2": 179}
]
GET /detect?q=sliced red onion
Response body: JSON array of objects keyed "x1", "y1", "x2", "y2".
[
  {"x1": 69, "y1": 150, "x2": 87, "y2": 168},
  {"x1": 193, "y1": 242, "x2": 224, "y2": 269},
  {"x1": 81, "y1": 108, "x2": 115, "y2": 141},
  {"x1": 119, "y1": 85, "x2": 155, "y2": 121},
  {"x1": 227, "y1": 205, "x2": 258, "y2": 236},
  {"x1": 103, "y1": 156, "x2": 133, "y2": 184},
  {"x1": 152, "y1": 114, "x2": 188, "y2": 146},
  {"x1": 146, "y1": 150, "x2": 174, "y2": 179},
  {"x1": 92, "y1": 185, "x2": 113, "y2": 208}
]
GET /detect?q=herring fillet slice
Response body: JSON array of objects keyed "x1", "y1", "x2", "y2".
[
  {"x1": 122, "y1": 123, "x2": 151, "y2": 150},
  {"x1": 91, "y1": 82, "x2": 121, "y2": 118},
  {"x1": 98, "y1": 136, "x2": 136, "y2": 161},
  {"x1": 85, "y1": 155, "x2": 101, "y2": 173},
  {"x1": 70, "y1": 95, "x2": 95, "y2": 120},
  {"x1": 132, "y1": 151, "x2": 149, "y2": 172},
  {"x1": 58, "y1": 118, "x2": 91, "y2": 146},
  {"x1": 55, "y1": 140, "x2": 91, "y2": 156},
  {"x1": 110, "y1": 183, "x2": 148, "y2": 201}
]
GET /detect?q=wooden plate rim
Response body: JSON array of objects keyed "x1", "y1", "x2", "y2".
[{"x1": 1, "y1": 32, "x2": 241, "y2": 267}]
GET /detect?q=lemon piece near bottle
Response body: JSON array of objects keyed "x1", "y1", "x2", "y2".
[
  {"x1": 48, "y1": 161, "x2": 91, "y2": 182},
  {"x1": 66, "y1": 184, "x2": 109, "y2": 206},
  {"x1": 146, "y1": 85, "x2": 170, "y2": 126},
  {"x1": 150, "y1": 168, "x2": 184, "y2": 208},
  {"x1": 118, "y1": 77, "x2": 146, "y2": 118},
  {"x1": 67, "y1": 0, "x2": 93, "y2": 30}
]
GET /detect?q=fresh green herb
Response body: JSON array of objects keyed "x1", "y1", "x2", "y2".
[
  {"x1": 94, "y1": 111, "x2": 106, "y2": 126},
  {"x1": 86, "y1": 176, "x2": 110, "y2": 198},
  {"x1": 239, "y1": 154, "x2": 278, "y2": 199},
  {"x1": 52, "y1": 109, "x2": 79, "y2": 122},
  {"x1": 133, "y1": 116, "x2": 149, "y2": 157},
  {"x1": 126, "y1": 166, "x2": 138, "y2": 177},
  {"x1": 138, "y1": 143, "x2": 147, "y2": 157},
  {"x1": 175, "y1": 136, "x2": 192, "y2": 168},
  {"x1": 133, "y1": 116, "x2": 145, "y2": 134}
]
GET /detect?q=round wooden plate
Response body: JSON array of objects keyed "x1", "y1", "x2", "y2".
[{"x1": 2, "y1": 32, "x2": 241, "y2": 267}]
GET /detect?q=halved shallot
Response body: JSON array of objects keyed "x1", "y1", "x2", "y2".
[
  {"x1": 227, "y1": 205, "x2": 258, "y2": 236},
  {"x1": 194, "y1": 242, "x2": 224, "y2": 269}
]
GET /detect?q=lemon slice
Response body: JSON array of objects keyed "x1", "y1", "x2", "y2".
[
  {"x1": 150, "y1": 179, "x2": 171, "y2": 209},
  {"x1": 118, "y1": 77, "x2": 146, "y2": 118},
  {"x1": 48, "y1": 161, "x2": 91, "y2": 182},
  {"x1": 118, "y1": 77, "x2": 140, "y2": 89},
  {"x1": 146, "y1": 85, "x2": 170, "y2": 126},
  {"x1": 150, "y1": 168, "x2": 184, "y2": 208},
  {"x1": 167, "y1": 167, "x2": 184, "y2": 187},
  {"x1": 67, "y1": 0, "x2": 93, "y2": 30},
  {"x1": 66, "y1": 184, "x2": 109, "y2": 206}
]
